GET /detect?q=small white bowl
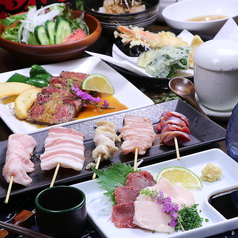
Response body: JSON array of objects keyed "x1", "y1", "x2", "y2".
[
  {"x1": 162, "y1": 0, "x2": 238, "y2": 35},
  {"x1": 157, "y1": 0, "x2": 185, "y2": 22}
]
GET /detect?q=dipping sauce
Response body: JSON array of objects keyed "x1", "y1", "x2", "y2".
[
  {"x1": 188, "y1": 15, "x2": 227, "y2": 21},
  {"x1": 209, "y1": 188, "x2": 238, "y2": 219},
  {"x1": 77, "y1": 94, "x2": 128, "y2": 119},
  {"x1": 35, "y1": 94, "x2": 127, "y2": 128}
]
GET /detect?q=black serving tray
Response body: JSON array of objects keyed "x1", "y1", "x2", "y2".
[{"x1": 0, "y1": 99, "x2": 226, "y2": 199}]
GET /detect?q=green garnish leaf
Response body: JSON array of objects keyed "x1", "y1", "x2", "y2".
[{"x1": 91, "y1": 162, "x2": 136, "y2": 202}]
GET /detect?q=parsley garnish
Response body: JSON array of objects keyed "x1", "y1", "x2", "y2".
[{"x1": 91, "y1": 162, "x2": 136, "y2": 202}]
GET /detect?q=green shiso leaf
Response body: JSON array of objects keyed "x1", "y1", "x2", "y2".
[{"x1": 91, "y1": 162, "x2": 136, "y2": 202}]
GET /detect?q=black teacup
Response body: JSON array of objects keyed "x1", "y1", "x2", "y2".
[{"x1": 35, "y1": 185, "x2": 86, "y2": 238}]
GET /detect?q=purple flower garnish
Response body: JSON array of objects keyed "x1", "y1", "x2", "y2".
[{"x1": 71, "y1": 86, "x2": 112, "y2": 109}]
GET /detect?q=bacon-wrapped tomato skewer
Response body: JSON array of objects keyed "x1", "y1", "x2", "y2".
[
  {"x1": 118, "y1": 115, "x2": 156, "y2": 171},
  {"x1": 156, "y1": 111, "x2": 191, "y2": 160},
  {"x1": 92, "y1": 121, "x2": 120, "y2": 179}
]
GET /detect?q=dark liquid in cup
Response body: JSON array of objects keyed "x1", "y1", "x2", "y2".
[{"x1": 38, "y1": 186, "x2": 84, "y2": 210}]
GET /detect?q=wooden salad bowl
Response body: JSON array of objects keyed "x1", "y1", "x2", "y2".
[{"x1": 0, "y1": 11, "x2": 102, "y2": 66}]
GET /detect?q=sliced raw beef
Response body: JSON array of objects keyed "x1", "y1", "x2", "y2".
[
  {"x1": 114, "y1": 186, "x2": 141, "y2": 204},
  {"x1": 111, "y1": 202, "x2": 135, "y2": 228},
  {"x1": 126, "y1": 171, "x2": 156, "y2": 190},
  {"x1": 111, "y1": 170, "x2": 155, "y2": 228}
]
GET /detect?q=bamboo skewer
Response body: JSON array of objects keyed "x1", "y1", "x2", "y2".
[
  {"x1": 4, "y1": 175, "x2": 14, "y2": 204},
  {"x1": 92, "y1": 154, "x2": 102, "y2": 179},
  {"x1": 134, "y1": 148, "x2": 139, "y2": 172},
  {"x1": 174, "y1": 137, "x2": 180, "y2": 161},
  {"x1": 50, "y1": 163, "x2": 60, "y2": 187}
]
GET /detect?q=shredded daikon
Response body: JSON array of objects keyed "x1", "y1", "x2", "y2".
[
  {"x1": 88, "y1": 191, "x2": 113, "y2": 216},
  {"x1": 18, "y1": 3, "x2": 64, "y2": 44}
]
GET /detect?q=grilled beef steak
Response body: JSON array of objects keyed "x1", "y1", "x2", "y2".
[{"x1": 26, "y1": 71, "x2": 89, "y2": 126}]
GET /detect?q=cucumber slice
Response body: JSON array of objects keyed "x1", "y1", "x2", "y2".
[
  {"x1": 45, "y1": 20, "x2": 56, "y2": 45},
  {"x1": 55, "y1": 17, "x2": 72, "y2": 44},
  {"x1": 34, "y1": 25, "x2": 50, "y2": 45}
]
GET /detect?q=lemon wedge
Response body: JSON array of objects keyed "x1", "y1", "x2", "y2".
[
  {"x1": 81, "y1": 74, "x2": 115, "y2": 94},
  {"x1": 156, "y1": 166, "x2": 203, "y2": 189}
]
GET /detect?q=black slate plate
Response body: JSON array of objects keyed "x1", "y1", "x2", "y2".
[{"x1": 0, "y1": 99, "x2": 225, "y2": 199}]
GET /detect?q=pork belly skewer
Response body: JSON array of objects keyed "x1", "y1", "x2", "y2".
[
  {"x1": 2, "y1": 134, "x2": 37, "y2": 204},
  {"x1": 40, "y1": 127, "x2": 86, "y2": 187},
  {"x1": 118, "y1": 115, "x2": 156, "y2": 171},
  {"x1": 92, "y1": 121, "x2": 120, "y2": 179},
  {"x1": 156, "y1": 111, "x2": 191, "y2": 160}
]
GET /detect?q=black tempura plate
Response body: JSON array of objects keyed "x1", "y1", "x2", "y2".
[
  {"x1": 0, "y1": 99, "x2": 225, "y2": 199},
  {"x1": 106, "y1": 30, "x2": 213, "y2": 86}
]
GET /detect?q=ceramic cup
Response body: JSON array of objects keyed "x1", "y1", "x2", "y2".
[
  {"x1": 193, "y1": 39, "x2": 238, "y2": 112},
  {"x1": 35, "y1": 185, "x2": 86, "y2": 238}
]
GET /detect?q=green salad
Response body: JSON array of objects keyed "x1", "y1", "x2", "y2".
[{"x1": 0, "y1": 3, "x2": 89, "y2": 45}]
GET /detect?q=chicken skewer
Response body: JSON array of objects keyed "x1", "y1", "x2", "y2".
[
  {"x1": 118, "y1": 114, "x2": 156, "y2": 171},
  {"x1": 2, "y1": 134, "x2": 37, "y2": 203},
  {"x1": 40, "y1": 127, "x2": 86, "y2": 187},
  {"x1": 92, "y1": 121, "x2": 120, "y2": 179},
  {"x1": 156, "y1": 111, "x2": 191, "y2": 160}
]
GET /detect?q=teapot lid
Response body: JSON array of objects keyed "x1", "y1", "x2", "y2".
[{"x1": 194, "y1": 39, "x2": 238, "y2": 71}]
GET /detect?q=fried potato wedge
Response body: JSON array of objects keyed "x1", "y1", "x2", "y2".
[
  {"x1": 14, "y1": 87, "x2": 42, "y2": 120},
  {"x1": 0, "y1": 82, "x2": 36, "y2": 98}
]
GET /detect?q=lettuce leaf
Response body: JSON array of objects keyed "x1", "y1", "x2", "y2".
[
  {"x1": 63, "y1": 4, "x2": 89, "y2": 35},
  {"x1": 0, "y1": 14, "x2": 26, "y2": 26},
  {"x1": 1, "y1": 24, "x2": 21, "y2": 42}
]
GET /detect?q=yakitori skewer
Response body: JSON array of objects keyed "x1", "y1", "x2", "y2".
[
  {"x1": 118, "y1": 114, "x2": 156, "y2": 168},
  {"x1": 92, "y1": 121, "x2": 119, "y2": 179},
  {"x1": 133, "y1": 148, "x2": 139, "y2": 172},
  {"x1": 4, "y1": 175, "x2": 14, "y2": 204},
  {"x1": 92, "y1": 154, "x2": 102, "y2": 180},
  {"x1": 173, "y1": 137, "x2": 181, "y2": 161},
  {"x1": 40, "y1": 127, "x2": 86, "y2": 186},
  {"x1": 49, "y1": 163, "x2": 61, "y2": 187},
  {"x1": 2, "y1": 134, "x2": 37, "y2": 203},
  {"x1": 155, "y1": 111, "x2": 191, "y2": 160}
]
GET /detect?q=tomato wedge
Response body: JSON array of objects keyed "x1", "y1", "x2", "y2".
[{"x1": 62, "y1": 28, "x2": 87, "y2": 43}]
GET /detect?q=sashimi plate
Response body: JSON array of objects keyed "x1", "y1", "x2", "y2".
[
  {"x1": 73, "y1": 148, "x2": 238, "y2": 238},
  {"x1": 0, "y1": 56, "x2": 153, "y2": 134},
  {"x1": 0, "y1": 99, "x2": 225, "y2": 199}
]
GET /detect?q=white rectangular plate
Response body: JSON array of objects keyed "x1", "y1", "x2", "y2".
[
  {"x1": 73, "y1": 149, "x2": 238, "y2": 238},
  {"x1": 0, "y1": 56, "x2": 153, "y2": 134}
]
